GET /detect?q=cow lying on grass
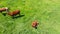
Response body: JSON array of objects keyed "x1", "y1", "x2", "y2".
[{"x1": 7, "y1": 10, "x2": 20, "y2": 18}]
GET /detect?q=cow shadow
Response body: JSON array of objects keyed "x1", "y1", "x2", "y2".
[
  {"x1": 2, "y1": 13, "x2": 6, "y2": 16},
  {"x1": 33, "y1": 26, "x2": 37, "y2": 29},
  {"x1": 32, "y1": 27, "x2": 37, "y2": 29},
  {"x1": 13, "y1": 15, "x2": 25, "y2": 19}
]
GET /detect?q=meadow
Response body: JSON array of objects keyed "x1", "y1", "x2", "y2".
[{"x1": 0, "y1": 0, "x2": 60, "y2": 34}]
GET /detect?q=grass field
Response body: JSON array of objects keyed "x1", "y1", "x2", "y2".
[{"x1": 0, "y1": 0, "x2": 60, "y2": 34}]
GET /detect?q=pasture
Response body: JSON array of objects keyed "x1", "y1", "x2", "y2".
[{"x1": 0, "y1": 0, "x2": 60, "y2": 34}]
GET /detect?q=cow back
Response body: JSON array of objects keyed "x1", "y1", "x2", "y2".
[
  {"x1": 0, "y1": 8, "x2": 6, "y2": 11},
  {"x1": 13, "y1": 10, "x2": 20, "y2": 15}
]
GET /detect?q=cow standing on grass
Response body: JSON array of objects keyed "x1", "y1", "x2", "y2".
[
  {"x1": 7, "y1": 10, "x2": 20, "y2": 18},
  {"x1": 32, "y1": 21, "x2": 39, "y2": 29},
  {"x1": 0, "y1": 7, "x2": 8, "y2": 13}
]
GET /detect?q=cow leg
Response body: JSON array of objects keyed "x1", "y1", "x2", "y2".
[
  {"x1": 19, "y1": 12, "x2": 20, "y2": 16},
  {"x1": 12, "y1": 15, "x2": 15, "y2": 19},
  {"x1": 1, "y1": 11, "x2": 2, "y2": 13}
]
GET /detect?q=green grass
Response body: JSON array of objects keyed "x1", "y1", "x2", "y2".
[{"x1": 0, "y1": 0, "x2": 60, "y2": 34}]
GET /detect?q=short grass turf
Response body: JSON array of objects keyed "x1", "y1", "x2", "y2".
[{"x1": 0, "y1": 0, "x2": 60, "y2": 34}]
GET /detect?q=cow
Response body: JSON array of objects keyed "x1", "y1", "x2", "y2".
[
  {"x1": 7, "y1": 10, "x2": 20, "y2": 18},
  {"x1": 32, "y1": 21, "x2": 39, "y2": 29},
  {"x1": 0, "y1": 7, "x2": 8, "y2": 13}
]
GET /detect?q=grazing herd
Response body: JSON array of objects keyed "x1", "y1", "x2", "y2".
[
  {"x1": 0, "y1": 7, "x2": 39, "y2": 29},
  {"x1": 0, "y1": 7, "x2": 20, "y2": 18}
]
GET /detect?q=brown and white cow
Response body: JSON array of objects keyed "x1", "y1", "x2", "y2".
[{"x1": 0, "y1": 7, "x2": 8, "y2": 13}]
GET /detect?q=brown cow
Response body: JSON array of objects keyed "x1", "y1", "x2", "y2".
[
  {"x1": 32, "y1": 20, "x2": 39, "y2": 29},
  {"x1": 7, "y1": 10, "x2": 20, "y2": 18}
]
